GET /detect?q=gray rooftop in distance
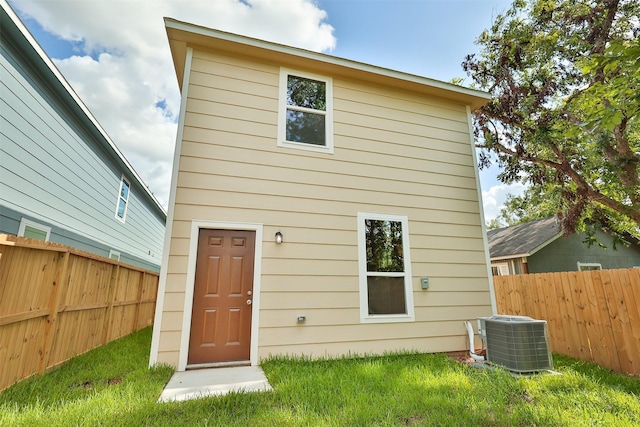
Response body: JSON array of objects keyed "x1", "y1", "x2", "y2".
[{"x1": 487, "y1": 217, "x2": 562, "y2": 259}]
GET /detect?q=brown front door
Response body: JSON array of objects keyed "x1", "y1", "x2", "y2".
[{"x1": 188, "y1": 229, "x2": 255, "y2": 365}]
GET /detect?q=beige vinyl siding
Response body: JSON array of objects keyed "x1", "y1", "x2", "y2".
[
  {"x1": 156, "y1": 47, "x2": 492, "y2": 365},
  {"x1": 261, "y1": 305, "x2": 491, "y2": 327},
  {"x1": 260, "y1": 336, "x2": 471, "y2": 360},
  {"x1": 181, "y1": 129, "x2": 479, "y2": 188},
  {"x1": 262, "y1": 276, "x2": 490, "y2": 293}
]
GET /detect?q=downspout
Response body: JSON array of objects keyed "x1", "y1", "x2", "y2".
[{"x1": 464, "y1": 321, "x2": 486, "y2": 361}]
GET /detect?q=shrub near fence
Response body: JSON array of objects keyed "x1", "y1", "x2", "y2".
[
  {"x1": 493, "y1": 268, "x2": 640, "y2": 376},
  {"x1": 0, "y1": 234, "x2": 159, "y2": 391}
]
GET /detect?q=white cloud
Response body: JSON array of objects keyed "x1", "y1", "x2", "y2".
[
  {"x1": 10, "y1": 0, "x2": 336, "y2": 208},
  {"x1": 482, "y1": 182, "x2": 527, "y2": 223}
]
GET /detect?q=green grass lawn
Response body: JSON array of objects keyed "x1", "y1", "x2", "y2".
[{"x1": 1, "y1": 327, "x2": 638, "y2": 426}]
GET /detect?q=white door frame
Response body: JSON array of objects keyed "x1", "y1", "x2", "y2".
[{"x1": 178, "y1": 220, "x2": 263, "y2": 371}]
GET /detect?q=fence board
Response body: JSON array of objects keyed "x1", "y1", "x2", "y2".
[
  {"x1": 0, "y1": 235, "x2": 158, "y2": 391},
  {"x1": 40, "y1": 251, "x2": 70, "y2": 371},
  {"x1": 543, "y1": 273, "x2": 558, "y2": 349},
  {"x1": 102, "y1": 264, "x2": 119, "y2": 346},
  {"x1": 559, "y1": 272, "x2": 582, "y2": 359},
  {"x1": 532, "y1": 277, "x2": 553, "y2": 324},
  {"x1": 612, "y1": 269, "x2": 639, "y2": 374},
  {"x1": 590, "y1": 271, "x2": 621, "y2": 372},
  {"x1": 581, "y1": 272, "x2": 610, "y2": 369},
  {"x1": 494, "y1": 268, "x2": 640, "y2": 376},
  {"x1": 627, "y1": 269, "x2": 640, "y2": 368}
]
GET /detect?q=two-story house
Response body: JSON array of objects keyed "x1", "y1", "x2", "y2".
[{"x1": 150, "y1": 18, "x2": 495, "y2": 370}]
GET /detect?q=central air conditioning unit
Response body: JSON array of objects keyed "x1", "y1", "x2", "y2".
[{"x1": 481, "y1": 315, "x2": 553, "y2": 373}]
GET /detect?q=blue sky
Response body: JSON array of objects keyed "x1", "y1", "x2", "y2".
[
  {"x1": 319, "y1": 0, "x2": 509, "y2": 82},
  {"x1": 19, "y1": 0, "x2": 511, "y2": 81},
  {"x1": 9, "y1": 0, "x2": 521, "y2": 218}
]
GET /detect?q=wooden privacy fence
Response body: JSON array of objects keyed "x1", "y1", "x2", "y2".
[
  {"x1": 0, "y1": 235, "x2": 159, "y2": 391},
  {"x1": 494, "y1": 268, "x2": 640, "y2": 376}
]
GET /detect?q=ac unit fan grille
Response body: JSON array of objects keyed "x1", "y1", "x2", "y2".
[{"x1": 484, "y1": 315, "x2": 553, "y2": 373}]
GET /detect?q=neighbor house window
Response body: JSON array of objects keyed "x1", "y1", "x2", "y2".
[
  {"x1": 577, "y1": 262, "x2": 601, "y2": 271},
  {"x1": 109, "y1": 250, "x2": 121, "y2": 261},
  {"x1": 491, "y1": 263, "x2": 510, "y2": 276},
  {"x1": 278, "y1": 69, "x2": 333, "y2": 153},
  {"x1": 115, "y1": 177, "x2": 130, "y2": 222},
  {"x1": 357, "y1": 212, "x2": 414, "y2": 323},
  {"x1": 18, "y1": 218, "x2": 51, "y2": 241}
]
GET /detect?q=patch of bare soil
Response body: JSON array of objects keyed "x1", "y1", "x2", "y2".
[
  {"x1": 446, "y1": 350, "x2": 486, "y2": 365},
  {"x1": 402, "y1": 414, "x2": 425, "y2": 425}
]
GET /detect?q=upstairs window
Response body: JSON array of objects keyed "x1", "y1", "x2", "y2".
[
  {"x1": 115, "y1": 177, "x2": 130, "y2": 222},
  {"x1": 278, "y1": 69, "x2": 333, "y2": 153},
  {"x1": 357, "y1": 213, "x2": 414, "y2": 323}
]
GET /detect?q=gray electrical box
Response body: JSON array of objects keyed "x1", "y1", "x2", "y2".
[{"x1": 420, "y1": 278, "x2": 429, "y2": 289}]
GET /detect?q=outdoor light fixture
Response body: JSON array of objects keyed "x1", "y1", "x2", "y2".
[{"x1": 275, "y1": 231, "x2": 283, "y2": 244}]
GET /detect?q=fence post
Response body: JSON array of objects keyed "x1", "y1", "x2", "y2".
[{"x1": 39, "y1": 250, "x2": 70, "y2": 372}]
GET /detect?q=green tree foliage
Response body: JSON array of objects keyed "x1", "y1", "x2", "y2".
[
  {"x1": 365, "y1": 219, "x2": 404, "y2": 272},
  {"x1": 487, "y1": 185, "x2": 562, "y2": 229},
  {"x1": 464, "y1": 0, "x2": 640, "y2": 239}
]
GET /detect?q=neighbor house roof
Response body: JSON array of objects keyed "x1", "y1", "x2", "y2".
[
  {"x1": 487, "y1": 217, "x2": 562, "y2": 261},
  {"x1": 164, "y1": 18, "x2": 491, "y2": 110}
]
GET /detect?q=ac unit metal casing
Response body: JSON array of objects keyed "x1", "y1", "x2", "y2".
[
  {"x1": 482, "y1": 315, "x2": 553, "y2": 373},
  {"x1": 477, "y1": 317, "x2": 488, "y2": 340}
]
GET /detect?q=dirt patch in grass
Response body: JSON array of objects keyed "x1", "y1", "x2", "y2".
[
  {"x1": 71, "y1": 381, "x2": 93, "y2": 390},
  {"x1": 402, "y1": 414, "x2": 424, "y2": 425},
  {"x1": 445, "y1": 350, "x2": 481, "y2": 365}
]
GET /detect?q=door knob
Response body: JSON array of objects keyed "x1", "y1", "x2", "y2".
[{"x1": 247, "y1": 299, "x2": 252, "y2": 305}]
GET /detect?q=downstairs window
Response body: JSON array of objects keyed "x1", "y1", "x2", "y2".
[{"x1": 357, "y1": 212, "x2": 414, "y2": 323}]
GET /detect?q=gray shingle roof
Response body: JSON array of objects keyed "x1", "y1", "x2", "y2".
[{"x1": 487, "y1": 217, "x2": 562, "y2": 259}]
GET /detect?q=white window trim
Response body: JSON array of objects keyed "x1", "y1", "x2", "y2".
[
  {"x1": 277, "y1": 68, "x2": 334, "y2": 154},
  {"x1": 109, "y1": 250, "x2": 121, "y2": 261},
  {"x1": 577, "y1": 262, "x2": 602, "y2": 271},
  {"x1": 357, "y1": 212, "x2": 415, "y2": 323},
  {"x1": 115, "y1": 176, "x2": 130, "y2": 223},
  {"x1": 18, "y1": 218, "x2": 51, "y2": 241}
]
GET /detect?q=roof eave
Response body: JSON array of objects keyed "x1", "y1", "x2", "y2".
[
  {"x1": 490, "y1": 253, "x2": 530, "y2": 262},
  {"x1": 164, "y1": 17, "x2": 491, "y2": 111}
]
